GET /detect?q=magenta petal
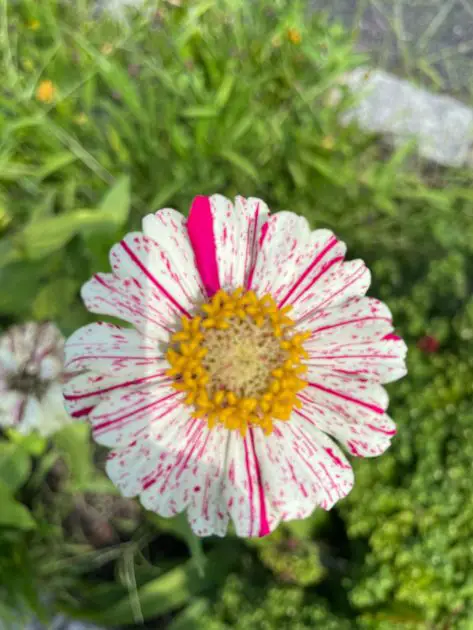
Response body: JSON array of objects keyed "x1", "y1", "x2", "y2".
[{"x1": 187, "y1": 196, "x2": 221, "y2": 298}]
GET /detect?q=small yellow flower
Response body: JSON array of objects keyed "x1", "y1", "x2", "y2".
[
  {"x1": 287, "y1": 28, "x2": 302, "y2": 45},
  {"x1": 101, "y1": 42, "x2": 114, "y2": 56},
  {"x1": 322, "y1": 136, "x2": 335, "y2": 150},
  {"x1": 73, "y1": 113, "x2": 88, "y2": 125},
  {"x1": 27, "y1": 19, "x2": 40, "y2": 31},
  {"x1": 36, "y1": 80, "x2": 56, "y2": 104}
]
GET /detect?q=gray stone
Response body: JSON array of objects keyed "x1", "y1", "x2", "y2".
[{"x1": 342, "y1": 68, "x2": 473, "y2": 167}]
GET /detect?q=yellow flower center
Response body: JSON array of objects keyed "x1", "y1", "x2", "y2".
[{"x1": 166, "y1": 289, "x2": 310, "y2": 436}]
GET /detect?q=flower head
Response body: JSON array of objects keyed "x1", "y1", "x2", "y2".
[
  {"x1": 287, "y1": 28, "x2": 302, "y2": 45},
  {"x1": 64, "y1": 195, "x2": 407, "y2": 537},
  {"x1": 36, "y1": 80, "x2": 56, "y2": 104},
  {"x1": 417, "y1": 335, "x2": 439, "y2": 353},
  {"x1": 0, "y1": 322, "x2": 71, "y2": 436}
]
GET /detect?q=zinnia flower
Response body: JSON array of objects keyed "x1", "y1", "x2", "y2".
[
  {"x1": 63, "y1": 195, "x2": 407, "y2": 537},
  {"x1": 0, "y1": 322, "x2": 71, "y2": 436}
]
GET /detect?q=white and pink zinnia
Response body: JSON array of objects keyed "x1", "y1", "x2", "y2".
[
  {"x1": 63, "y1": 195, "x2": 407, "y2": 537},
  {"x1": 0, "y1": 322, "x2": 71, "y2": 436}
]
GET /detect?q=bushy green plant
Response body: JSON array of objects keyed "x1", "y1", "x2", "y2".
[
  {"x1": 169, "y1": 553, "x2": 352, "y2": 630},
  {"x1": 341, "y1": 352, "x2": 473, "y2": 628}
]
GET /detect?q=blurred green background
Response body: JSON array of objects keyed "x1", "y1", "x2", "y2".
[{"x1": 1, "y1": 0, "x2": 473, "y2": 627}]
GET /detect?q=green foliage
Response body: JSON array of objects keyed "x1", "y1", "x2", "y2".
[
  {"x1": 249, "y1": 526, "x2": 327, "y2": 587},
  {"x1": 173, "y1": 558, "x2": 352, "y2": 630},
  {"x1": 340, "y1": 347, "x2": 473, "y2": 628}
]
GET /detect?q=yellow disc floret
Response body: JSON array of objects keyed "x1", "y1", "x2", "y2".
[{"x1": 166, "y1": 289, "x2": 310, "y2": 436}]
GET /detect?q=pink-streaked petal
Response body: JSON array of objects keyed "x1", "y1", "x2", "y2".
[
  {"x1": 293, "y1": 259, "x2": 371, "y2": 323},
  {"x1": 300, "y1": 297, "x2": 407, "y2": 384},
  {"x1": 303, "y1": 297, "x2": 393, "y2": 343},
  {"x1": 305, "y1": 337, "x2": 407, "y2": 384},
  {"x1": 187, "y1": 195, "x2": 270, "y2": 296},
  {"x1": 107, "y1": 416, "x2": 354, "y2": 538},
  {"x1": 306, "y1": 374, "x2": 389, "y2": 414},
  {"x1": 106, "y1": 231, "x2": 204, "y2": 324},
  {"x1": 0, "y1": 322, "x2": 64, "y2": 374},
  {"x1": 297, "y1": 375, "x2": 395, "y2": 457},
  {"x1": 139, "y1": 421, "x2": 231, "y2": 537},
  {"x1": 225, "y1": 422, "x2": 354, "y2": 536},
  {"x1": 81, "y1": 273, "x2": 176, "y2": 341},
  {"x1": 64, "y1": 323, "x2": 166, "y2": 373},
  {"x1": 250, "y1": 213, "x2": 337, "y2": 299},
  {"x1": 90, "y1": 387, "x2": 184, "y2": 448},
  {"x1": 64, "y1": 322, "x2": 172, "y2": 420},
  {"x1": 209, "y1": 195, "x2": 270, "y2": 291},
  {"x1": 142, "y1": 208, "x2": 206, "y2": 298},
  {"x1": 64, "y1": 364, "x2": 170, "y2": 417},
  {"x1": 32, "y1": 323, "x2": 64, "y2": 366},
  {"x1": 106, "y1": 412, "x2": 231, "y2": 537}
]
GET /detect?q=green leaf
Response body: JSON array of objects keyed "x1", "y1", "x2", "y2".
[
  {"x1": 299, "y1": 150, "x2": 342, "y2": 185},
  {"x1": 285, "y1": 517, "x2": 315, "y2": 539},
  {"x1": 62, "y1": 543, "x2": 240, "y2": 625},
  {"x1": 32, "y1": 277, "x2": 78, "y2": 319},
  {"x1": 0, "y1": 443, "x2": 31, "y2": 492},
  {"x1": 148, "y1": 512, "x2": 206, "y2": 577},
  {"x1": 18, "y1": 211, "x2": 104, "y2": 259},
  {"x1": 214, "y1": 73, "x2": 235, "y2": 109},
  {"x1": 0, "y1": 482, "x2": 36, "y2": 530},
  {"x1": 149, "y1": 178, "x2": 187, "y2": 212},
  {"x1": 219, "y1": 149, "x2": 259, "y2": 182},
  {"x1": 80, "y1": 175, "x2": 131, "y2": 269},
  {"x1": 52, "y1": 423, "x2": 94, "y2": 490},
  {"x1": 0, "y1": 262, "x2": 45, "y2": 316},
  {"x1": 287, "y1": 160, "x2": 307, "y2": 188},
  {"x1": 180, "y1": 105, "x2": 220, "y2": 119},
  {"x1": 166, "y1": 598, "x2": 210, "y2": 630},
  {"x1": 0, "y1": 163, "x2": 36, "y2": 181},
  {"x1": 97, "y1": 175, "x2": 131, "y2": 228},
  {"x1": 5, "y1": 430, "x2": 47, "y2": 457},
  {"x1": 29, "y1": 190, "x2": 57, "y2": 222},
  {"x1": 34, "y1": 152, "x2": 77, "y2": 181}
]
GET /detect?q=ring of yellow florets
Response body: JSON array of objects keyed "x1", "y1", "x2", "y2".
[{"x1": 166, "y1": 288, "x2": 310, "y2": 436}]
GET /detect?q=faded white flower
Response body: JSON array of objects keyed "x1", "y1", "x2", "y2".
[{"x1": 0, "y1": 322, "x2": 71, "y2": 436}]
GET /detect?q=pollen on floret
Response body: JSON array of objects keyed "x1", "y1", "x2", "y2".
[{"x1": 165, "y1": 288, "x2": 310, "y2": 436}]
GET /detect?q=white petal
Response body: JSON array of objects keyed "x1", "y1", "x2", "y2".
[
  {"x1": 37, "y1": 383, "x2": 72, "y2": 436},
  {"x1": 17, "y1": 396, "x2": 45, "y2": 434},
  {"x1": 220, "y1": 424, "x2": 354, "y2": 537},
  {"x1": 106, "y1": 411, "x2": 231, "y2": 537},
  {"x1": 206, "y1": 195, "x2": 270, "y2": 291},
  {"x1": 0, "y1": 391, "x2": 26, "y2": 428},
  {"x1": 301, "y1": 297, "x2": 407, "y2": 384},
  {"x1": 64, "y1": 322, "x2": 172, "y2": 420},
  {"x1": 142, "y1": 208, "x2": 206, "y2": 299},
  {"x1": 64, "y1": 323, "x2": 166, "y2": 372},
  {"x1": 81, "y1": 273, "x2": 177, "y2": 342},
  {"x1": 297, "y1": 375, "x2": 395, "y2": 457},
  {"x1": 91, "y1": 387, "x2": 185, "y2": 447}
]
